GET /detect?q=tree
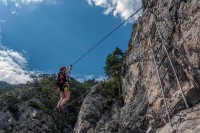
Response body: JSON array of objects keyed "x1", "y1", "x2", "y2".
[
  {"x1": 104, "y1": 47, "x2": 125, "y2": 77},
  {"x1": 104, "y1": 47, "x2": 125, "y2": 98}
]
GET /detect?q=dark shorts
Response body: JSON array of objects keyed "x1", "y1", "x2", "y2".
[{"x1": 58, "y1": 85, "x2": 69, "y2": 92}]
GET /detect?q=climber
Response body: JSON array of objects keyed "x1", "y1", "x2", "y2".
[{"x1": 56, "y1": 65, "x2": 72, "y2": 112}]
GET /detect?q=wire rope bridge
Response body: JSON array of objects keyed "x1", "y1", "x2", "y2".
[
  {"x1": 13, "y1": 6, "x2": 193, "y2": 132},
  {"x1": 12, "y1": 7, "x2": 143, "y2": 132}
]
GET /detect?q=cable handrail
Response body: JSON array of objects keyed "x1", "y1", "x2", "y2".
[
  {"x1": 72, "y1": 7, "x2": 143, "y2": 66},
  {"x1": 11, "y1": 7, "x2": 144, "y2": 132}
]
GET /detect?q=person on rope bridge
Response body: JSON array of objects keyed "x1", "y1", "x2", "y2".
[{"x1": 56, "y1": 65, "x2": 72, "y2": 112}]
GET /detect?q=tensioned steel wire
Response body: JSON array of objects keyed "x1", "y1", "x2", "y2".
[
  {"x1": 72, "y1": 7, "x2": 143, "y2": 66},
  {"x1": 13, "y1": 48, "x2": 152, "y2": 132},
  {"x1": 12, "y1": 7, "x2": 143, "y2": 132},
  {"x1": 14, "y1": 42, "x2": 152, "y2": 132}
]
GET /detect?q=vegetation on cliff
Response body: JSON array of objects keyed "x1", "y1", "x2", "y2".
[{"x1": 0, "y1": 75, "x2": 96, "y2": 132}]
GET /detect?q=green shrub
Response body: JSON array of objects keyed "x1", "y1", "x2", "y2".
[
  {"x1": 40, "y1": 78, "x2": 50, "y2": 85},
  {"x1": 127, "y1": 42, "x2": 133, "y2": 53},
  {"x1": 104, "y1": 47, "x2": 125, "y2": 77},
  {"x1": 28, "y1": 101, "x2": 45, "y2": 110},
  {"x1": 103, "y1": 99, "x2": 114, "y2": 110},
  {"x1": 102, "y1": 78, "x2": 119, "y2": 100}
]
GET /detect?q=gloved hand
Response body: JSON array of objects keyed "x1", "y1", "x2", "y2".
[{"x1": 69, "y1": 65, "x2": 72, "y2": 69}]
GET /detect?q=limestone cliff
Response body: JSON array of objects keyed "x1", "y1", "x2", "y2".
[{"x1": 74, "y1": 0, "x2": 200, "y2": 132}]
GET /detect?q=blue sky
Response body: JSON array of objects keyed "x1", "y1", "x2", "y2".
[{"x1": 0, "y1": 0, "x2": 142, "y2": 84}]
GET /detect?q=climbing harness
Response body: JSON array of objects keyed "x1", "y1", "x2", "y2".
[{"x1": 12, "y1": 7, "x2": 143, "y2": 132}]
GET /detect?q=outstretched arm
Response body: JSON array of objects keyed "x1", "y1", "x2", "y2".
[{"x1": 66, "y1": 65, "x2": 72, "y2": 73}]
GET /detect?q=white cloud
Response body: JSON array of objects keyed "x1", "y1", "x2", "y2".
[
  {"x1": 76, "y1": 78, "x2": 85, "y2": 83},
  {"x1": 72, "y1": 74, "x2": 94, "y2": 83},
  {"x1": 0, "y1": 0, "x2": 57, "y2": 14},
  {"x1": 87, "y1": 0, "x2": 142, "y2": 21},
  {"x1": 0, "y1": 20, "x2": 4, "y2": 44},
  {"x1": 0, "y1": 0, "x2": 43, "y2": 5},
  {"x1": 96, "y1": 75, "x2": 107, "y2": 82},
  {"x1": 11, "y1": 8, "x2": 18, "y2": 15},
  {"x1": 0, "y1": 45, "x2": 35, "y2": 85},
  {"x1": 0, "y1": 0, "x2": 55, "y2": 5},
  {"x1": 21, "y1": 0, "x2": 43, "y2": 4},
  {"x1": 15, "y1": 2, "x2": 21, "y2": 8},
  {"x1": 85, "y1": 74, "x2": 94, "y2": 80},
  {"x1": 1, "y1": 0, "x2": 8, "y2": 6},
  {"x1": 22, "y1": 50, "x2": 27, "y2": 54},
  {"x1": 87, "y1": 0, "x2": 93, "y2": 6},
  {"x1": 0, "y1": 19, "x2": 5, "y2": 24},
  {"x1": 72, "y1": 74, "x2": 106, "y2": 83}
]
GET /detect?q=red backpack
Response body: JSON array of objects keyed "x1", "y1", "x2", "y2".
[{"x1": 56, "y1": 72, "x2": 70, "y2": 86}]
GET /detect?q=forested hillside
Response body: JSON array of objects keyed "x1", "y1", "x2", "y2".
[{"x1": 0, "y1": 74, "x2": 96, "y2": 132}]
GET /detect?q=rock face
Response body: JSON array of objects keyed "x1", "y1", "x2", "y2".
[
  {"x1": 156, "y1": 104, "x2": 200, "y2": 133},
  {"x1": 74, "y1": 85, "x2": 106, "y2": 133},
  {"x1": 74, "y1": 0, "x2": 200, "y2": 132},
  {"x1": 0, "y1": 99, "x2": 53, "y2": 133}
]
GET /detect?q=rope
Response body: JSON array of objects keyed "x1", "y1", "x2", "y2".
[
  {"x1": 72, "y1": 7, "x2": 143, "y2": 66},
  {"x1": 12, "y1": 7, "x2": 144, "y2": 132},
  {"x1": 11, "y1": 79, "x2": 56, "y2": 131},
  {"x1": 9, "y1": 5, "x2": 197, "y2": 132},
  {"x1": 13, "y1": 88, "x2": 90, "y2": 132},
  {"x1": 14, "y1": 45, "x2": 151, "y2": 131},
  {"x1": 149, "y1": 11, "x2": 200, "y2": 131}
]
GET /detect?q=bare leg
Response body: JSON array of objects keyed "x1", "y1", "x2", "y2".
[
  {"x1": 56, "y1": 91, "x2": 64, "y2": 108},
  {"x1": 60, "y1": 90, "x2": 70, "y2": 106}
]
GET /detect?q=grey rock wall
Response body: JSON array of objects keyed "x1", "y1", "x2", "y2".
[{"x1": 74, "y1": 0, "x2": 200, "y2": 132}]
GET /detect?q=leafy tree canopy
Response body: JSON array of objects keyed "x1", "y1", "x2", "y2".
[{"x1": 104, "y1": 47, "x2": 125, "y2": 77}]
